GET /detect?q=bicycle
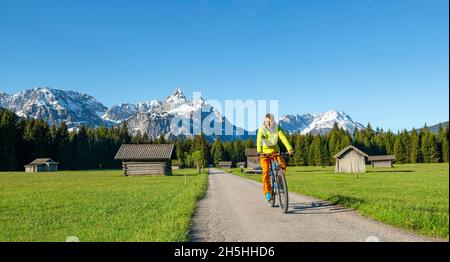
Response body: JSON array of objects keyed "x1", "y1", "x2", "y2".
[{"x1": 259, "y1": 152, "x2": 291, "y2": 214}]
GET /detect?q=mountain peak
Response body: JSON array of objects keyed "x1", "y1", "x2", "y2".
[
  {"x1": 170, "y1": 88, "x2": 186, "y2": 99},
  {"x1": 163, "y1": 88, "x2": 188, "y2": 111}
]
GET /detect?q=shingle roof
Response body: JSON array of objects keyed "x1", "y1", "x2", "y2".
[
  {"x1": 368, "y1": 155, "x2": 395, "y2": 161},
  {"x1": 26, "y1": 158, "x2": 58, "y2": 165},
  {"x1": 333, "y1": 145, "x2": 368, "y2": 158},
  {"x1": 114, "y1": 144, "x2": 174, "y2": 160}
]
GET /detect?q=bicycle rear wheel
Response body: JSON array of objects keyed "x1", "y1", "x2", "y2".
[{"x1": 276, "y1": 171, "x2": 289, "y2": 213}]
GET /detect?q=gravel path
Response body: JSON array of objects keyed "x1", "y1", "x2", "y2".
[{"x1": 191, "y1": 168, "x2": 441, "y2": 242}]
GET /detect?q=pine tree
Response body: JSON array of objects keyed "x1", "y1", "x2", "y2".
[
  {"x1": 394, "y1": 133, "x2": 407, "y2": 163},
  {"x1": 410, "y1": 128, "x2": 420, "y2": 163},
  {"x1": 118, "y1": 122, "x2": 131, "y2": 144},
  {"x1": 401, "y1": 129, "x2": 411, "y2": 163},
  {"x1": 421, "y1": 126, "x2": 439, "y2": 163},
  {"x1": 328, "y1": 123, "x2": 341, "y2": 163},
  {"x1": 340, "y1": 131, "x2": 352, "y2": 149},
  {"x1": 294, "y1": 135, "x2": 308, "y2": 166},
  {"x1": 212, "y1": 139, "x2": 224, "y2": 167},
  {"x1": 311, "y1": 135, "x2": 323, "y2": 166},
  {"x1": 321, "y1": 135, "x2": 331, "y2": 166},
  {"x1": 441, "y1": 136, "x2": 449, "y2": 163},
  {"x1": 0, "y1": 110, "x2": 18, "y2": 170},
  {"x1": 438, "y1": 124, "x2": 449, "y2": 163},
  {"x1": 57, "y1": 122, "x2": 70, "y2": 170},
  {"x1": 77, "y1": 126, "x2": 90, "y2": 169},
  {"x1": 307, "y1": 137, "x2": 316, "y2": 166},
  {"x1": 193, "y1": 133, "x2": 211, "y2": 166},
  {"x1": 158, "y1": 134, "x2": 166, "y2": 144},
  {"x1": 374, "y1": 132, "x2": 385, "y2": 155},
  {"x1": 363, "y1": 123, "x2": 375, "y2": 154},
  {"x1": 384, "y1": 130, "x2": 395, "y2": 155}
]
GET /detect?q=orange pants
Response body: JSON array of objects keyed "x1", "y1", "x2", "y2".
[{"x1": 260, "y1": 155, "x2": 287, "y2": 195}]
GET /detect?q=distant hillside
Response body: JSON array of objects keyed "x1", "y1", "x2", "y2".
[
  {"x1": 429, "y1": 121, "x2": 449, "y2": 133},
  {"x1": 410, "y1": 121, "x2": 449, "y2": 134}
]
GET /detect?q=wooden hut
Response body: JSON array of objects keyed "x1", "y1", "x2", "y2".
[
  {"x1": 236, "y1": 162, "x2": 246, "y2": 168},
  {"x1": 245, "y1": 148, "x2": 261, "y2": 169},
  {"x1": 333, "y1": 145, "x2": 368, "y2": 173},
  {"x1": 244, "y1": 148, "x2": 262, "y2": 174},
  {"x1": 218, "y1": 161, "x2": 232, "y2": 169},
  {"x1": 24, "y1": 158, "x2": 59, "y2": 172},
  {"x1": 114, "y1": 144, "x2": 174, "y2": 176},
  {"x1": 368, "y1": 155, "x2": 395, "y2": 168}
]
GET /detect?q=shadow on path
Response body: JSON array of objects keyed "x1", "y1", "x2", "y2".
[{"x1": 286, "y1": 201, "x2": 354, "y2": 215}]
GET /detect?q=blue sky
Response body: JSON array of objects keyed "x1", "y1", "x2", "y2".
[{"x1": 0, "y1": 0, "x2": 448, "y2": 132}]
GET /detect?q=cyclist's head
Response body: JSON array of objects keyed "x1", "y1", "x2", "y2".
[{"x1": 264, "y1": 113, "x2": 276, "y2": 130}]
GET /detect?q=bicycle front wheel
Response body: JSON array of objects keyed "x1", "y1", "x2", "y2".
[
  {"x1": 276, "y1": 171, "x2": 289, "y2": 213},
  {"x1": 269, "y1": 175, "x2": 276, "y2": 207}
]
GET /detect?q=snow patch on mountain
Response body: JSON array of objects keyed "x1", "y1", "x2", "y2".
[{"x1": 279, "y1": 110, "x2": 365, "y2": 135}]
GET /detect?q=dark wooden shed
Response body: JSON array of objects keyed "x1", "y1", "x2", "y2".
[
  {"x1": 333, "y1": 145, "x2": 368, "y2": 173},
  {"x1": 24, "y1": 158, "x2": 59, "y2": 172},
  {"x1": 218, "y1": 161, "x2": 232, "y2": 169},
  {"x1": 244, "y1": 148, "x2": 262, "y2": 174},
  {"x1": 236, "y1": 162, "x2": 246, "y2": 168},
  {"x1": 368, "y1": 155, "x2": 395, "y2": 168},
  {"x1": 114, "y1": 144, "x2": 174, "y2": 176}
]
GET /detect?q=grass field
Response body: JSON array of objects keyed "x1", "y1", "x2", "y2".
[
  {"x1": 228, "y1": 163, "x2": 449, "y2": 239},
  {"x1": 0, "y1": 169, "x2": 208, "y2": 242}
]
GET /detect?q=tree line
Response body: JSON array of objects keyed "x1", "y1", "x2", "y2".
[
  {"x1": 1, "y1": 108, "x2": 448, "y2": 171},
  {"x1": 0, "y1": 108, "x2": 130, "y2": 171},
  {"x1": 287, "y1": 123, "x2": 449, "y2": 167}
]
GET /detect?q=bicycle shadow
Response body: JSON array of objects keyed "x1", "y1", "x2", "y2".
[{"x1": 285, "y1": 200, "x2": 354, "y2": 215}]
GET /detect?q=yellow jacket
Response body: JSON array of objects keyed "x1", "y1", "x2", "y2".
[{"x1": 257, "y1": 124, "x2": 293, "y2": 154}]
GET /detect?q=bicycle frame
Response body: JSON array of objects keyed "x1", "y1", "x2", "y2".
[{"x1": 269, "y1": 158, "x2": 280, "y2": 189}]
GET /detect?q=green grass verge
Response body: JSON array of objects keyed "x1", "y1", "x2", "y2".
[
  {"x1": 227, "y1": 163, "x2": 449, "y2": 239},
  {"x1": 0, "y1": 169, "x2": 208, "y2": 242}
]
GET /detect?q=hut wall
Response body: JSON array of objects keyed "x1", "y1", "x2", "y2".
[
  {"x1": 123, "y1": 160, "x2": 172, "y2": 176},
  {"x1": 25, "y1": 166, "x2": 35, "y2": 172},
  {"x1": 218, "y1": 162, "x2": 232, "y2": 169},
  {"x1": 335, "y1": 150, "x2": 366, "y2": 173},
  {"x1": 247, "y1": 157, "x2": 261, "y2": 169},
  {"x1": 37, "y1": 165, "x2": 47, "y2": 172},
  {"x1": 47, "y1": 164, "x2": 58, "y2": 172},
  {"x1": 372, "y1": 160, "x2": 392, "y2": 168},
  {"x1": 236, "y1": 162, "x2": 246, "y2": 168}
]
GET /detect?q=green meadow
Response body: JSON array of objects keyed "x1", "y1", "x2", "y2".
[
  {"x1": 228, "y1": 163, "x2": 449, "y2": 239},
  {"x1": 0, "y1": 169, "x2": 208, "y2": 242}
]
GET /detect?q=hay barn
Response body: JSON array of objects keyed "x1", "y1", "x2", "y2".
[
  {"x1": 333, "y1": 145, "x2": 368, "y2": 173},
  {"x1": 114, "y1": 144, "x2": 174, "y2": 176}
]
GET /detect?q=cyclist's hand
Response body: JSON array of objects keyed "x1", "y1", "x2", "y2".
[{"x1": 288, "y1": 150, "x2": 294, "y2": 156}]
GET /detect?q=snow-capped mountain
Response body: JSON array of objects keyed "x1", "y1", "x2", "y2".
[
  {"x1": 0, "y1": 87, "x2": 365, "y2": 139},
  {"x1": 0, "y1": 87, "x2": 108, "y2": 127},
  {"x1": 279, "y1": 110, "x2": 365, "y2": 135},
  {"x1": 119, "y1": 89, "x2": 250, "y2": 141}
]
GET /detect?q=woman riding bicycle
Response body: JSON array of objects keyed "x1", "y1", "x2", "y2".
[{"x1": 257, "y1": 113, "x2": 294, "y2": 204}]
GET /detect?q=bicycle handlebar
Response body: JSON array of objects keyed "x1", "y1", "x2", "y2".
[{"x1": 258, "y1": 152, "x2": 293, "y2": 158}]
